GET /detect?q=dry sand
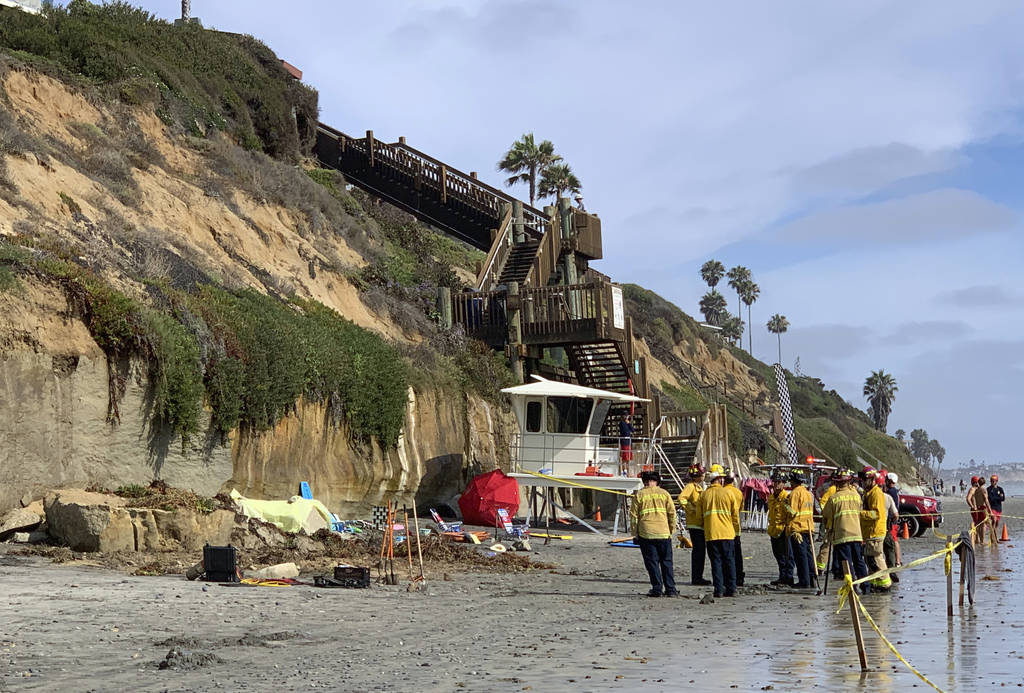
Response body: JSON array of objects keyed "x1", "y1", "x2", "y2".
[{"x1": 1, "y1": 497, "x2": 1022, "y2": 692}]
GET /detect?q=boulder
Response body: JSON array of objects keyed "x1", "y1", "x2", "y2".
[
  {"x1": 151, "y1": 508, "x2": 236, "y2": 551},
  {"x1": 0, "y1": 507, "x2": 43, "y2": 539},
  {"x1": 45, "y1": 490, "x2": 134, "y2": 552}
]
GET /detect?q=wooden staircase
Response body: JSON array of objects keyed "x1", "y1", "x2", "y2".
[
  {"x1": 497, "y1": 240, "x2": 540, "y2": 286},
  {"x1": 657, "y1": 438, "x2": 700, "y2": 495},
  {"x1": 568, "y1": 341, "x2": 646, "y2": 437},
  {"x1": 314, "y1": 124, "x2": 547, "y2": 252}
]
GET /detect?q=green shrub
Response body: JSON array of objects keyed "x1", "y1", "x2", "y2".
[
  {"x1": 141, "y1": 310, "x2": 202, "y2": 441},
  {"x1": 191, "y1": 287, "x2": 409, "y2": 445},
  {"x1": 660, "y1": 381, "x2": 707, "y2": 411},
  {"x1": 0, "y1": 1, "x2": 317, "y2": 160}
]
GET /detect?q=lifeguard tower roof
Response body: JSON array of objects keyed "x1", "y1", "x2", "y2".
[{"x1": 501, "y1": 375, "x2": 649, "y2": 403}]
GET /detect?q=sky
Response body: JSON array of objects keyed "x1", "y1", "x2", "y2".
[{"x1": 123, "y1": 1, "x2": 1023, "y2": 466}]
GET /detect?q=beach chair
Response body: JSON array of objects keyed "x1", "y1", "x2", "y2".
[
  {"x1": 429, "y1": 508, "x2": 462, "y2": 534},
  {"x1": 496, "y1": 508, "x2": 528, "y2": 539}
]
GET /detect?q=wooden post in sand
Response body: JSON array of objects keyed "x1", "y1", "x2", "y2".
[
  {"x1": 844, "y1": 561, "x2": 868, "y2": 672},
  {"x1": 946, "y1": 541, "x2": 954, "y2": 622}
]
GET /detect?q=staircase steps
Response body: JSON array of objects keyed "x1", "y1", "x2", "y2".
[{"x1": 497, "y1": 241, "x2": 540, "y2": 286}]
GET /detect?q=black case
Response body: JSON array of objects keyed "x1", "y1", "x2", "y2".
[
  {"x1": 203, "y1": 544, "x2": 239, "y2": 582},
  {"x1": 332, "y1": 564, "x2": 370, "y2": 588}
]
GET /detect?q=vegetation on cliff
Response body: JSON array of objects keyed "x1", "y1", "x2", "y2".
[{"x1": 0, "y1": 0, "x2": 317, "y2": 160}]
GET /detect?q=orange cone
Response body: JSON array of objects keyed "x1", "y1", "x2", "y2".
[
  {"x1": 1001, "y1": 523, "x2": 1009, "y2": 542},
  {"x1": 901, "y1": 522, "x2": 910, "y2": 539},
  {"x1": 595, "y1": 507, "x2": 602, "y2": 522}
]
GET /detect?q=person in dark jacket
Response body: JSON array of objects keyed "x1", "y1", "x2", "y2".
[{"x1": 987, "y1": 475, "x2": 1005, "y2": 536}]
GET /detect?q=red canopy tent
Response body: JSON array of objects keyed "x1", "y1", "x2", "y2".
[{"x1": 458, "y1": 469, "x2": 520, "y2": 527}]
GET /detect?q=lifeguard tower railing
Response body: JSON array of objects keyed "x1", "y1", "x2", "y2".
[{"x1": 509, "y1": 433, "x2": 655, "y2": 480}]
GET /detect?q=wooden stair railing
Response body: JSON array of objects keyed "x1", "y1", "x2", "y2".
[{"x1": 475, "y1": 206, "x2": 514, "y2": 291}]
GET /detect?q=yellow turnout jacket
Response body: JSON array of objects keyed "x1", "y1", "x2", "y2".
[
  {"x1": 700, "y1": 485, "x2": 738, "y2": 541},
  {"x1": 784, "y1": 484, "x2": 815, "y2": 535},
  {"x1": 822, "y1": 486, "x2": 863, "y2": 544},
  {"x1": 677, "y1": 481, "x2": 704, "y2": 530},
  {"x1": 767, "y1": 489, "x2": 789, "y2": 538},
  {"x1": 861, "y1": 485, "x2": 887, "y2": 540},
  {"x1": 630, "y1": 485, "x2": 677, "y2": 539},
  {"x1": 724, "y1": 482, "x2": 743, "y2": 535}
]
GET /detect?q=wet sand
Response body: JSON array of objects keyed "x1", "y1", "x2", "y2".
[{"x1": 1, "y1": 498, "x2": 1021, "y2": 692}]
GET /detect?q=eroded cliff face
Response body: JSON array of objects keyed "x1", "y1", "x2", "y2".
[{"x1": 0, "y1": 278, "x2": 512, "y2": 514}]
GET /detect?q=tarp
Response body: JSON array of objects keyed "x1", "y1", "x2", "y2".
[
  {"x1": 742, "y1": 477, "x2": 772, "y2": 503},
  {"x1": 458, "y1": 470, "x2": 520, "y2": 527},
  {"x1": 229, "y1": 489, "x2": 332, "y2": 534}
]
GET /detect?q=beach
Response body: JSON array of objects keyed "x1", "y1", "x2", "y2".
[{"x1": 1, "y1": 497, "x2": 1021, "y2": 692}]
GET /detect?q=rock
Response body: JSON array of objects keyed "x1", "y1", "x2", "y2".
[
  {"x1": 250, "y1": 562, "x2": 299, "y2": 580},
  {"x1": 0, "y1": 507, "x2": 43, "y2": 538},
  {"x1": 699, "y1": 594, "x2": 715, "y2": 605},
  {"x1": 45, "y1": 490, "x2": 135, "y2": 552}
]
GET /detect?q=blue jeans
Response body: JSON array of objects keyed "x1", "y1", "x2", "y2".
[
  {"x1": 689, "y1": 528, "x2": 707, "y2": 583},
  {"x1": 707, "y1": 539, "x2": 736, "y2": 596},
  {"x1": 789, "y1": 532, "x2": 814, "y2": 587},
  {"x1": 734, "y1": 535, "x2": 745, "y2": 586},
  {"x1": 833, "y1": 541, "x2": 870, "y2": 594},
  {"x1": 770, "y1": 534, "x2": 794, "y2": 582},
  {"x1": 638, "y1": 537, "x2": 675, "y2": 594}
]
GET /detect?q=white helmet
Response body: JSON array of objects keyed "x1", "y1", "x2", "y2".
[{"x1": 887, "y1": 473, "x2": 899, "y2": 484}]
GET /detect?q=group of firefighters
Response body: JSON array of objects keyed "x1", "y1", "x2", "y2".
[{"x1": 629, "y1": 463, "x2": 907, "y2": 598}]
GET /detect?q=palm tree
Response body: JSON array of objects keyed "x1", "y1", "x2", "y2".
[
  {"x1": 537, "y1": 163, "x2": 581, "y2": 202},
  {"x1": 766, "y1": 314, "x2": 789, "y2": 365},
  {"x1": 698, "y1": 290, "x2": 728, "y2": 326},
  {"x1": 739, "y1": 280, "x2": 760, "y2": 354},
  {"x1": 700, "y1": 260, "x2": 725, "y2": 289},
  {"x1": 894, "y1": 429, "x2": 906, "y2": 443},
  {"x1": 721, "y1": 315, "x2": 744, "y2": 344},
  {"x1": 497, "y1": 134, "x2": 561, "y2": 206},
  {"x1": 910, "y1": 428, "x2": 929, "y2": 463},
  {"x1": 863, "y1": 370, "x2": 898, "y2": 432},
  {"x1": 726, "y1": 266, "x2": 751, "y2": 325}
]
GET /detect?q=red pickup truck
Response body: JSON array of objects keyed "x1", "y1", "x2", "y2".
[{"x1": 897, "y1": 492, "x2": 942, "y2": 537}]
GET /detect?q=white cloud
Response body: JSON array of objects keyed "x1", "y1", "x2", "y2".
[{"x1": 775, "y1": 189, "x2": 1016, "y2": 243}]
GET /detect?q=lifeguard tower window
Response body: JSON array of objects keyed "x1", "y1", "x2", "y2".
[
  {"x1": 588, "y1": 399, "x2": 612, "y2": 435},
  {"x1": 526, "y1": 401, "x2": 542, "y2": 433},
  {"x1": 546, "y1": 397, "x2": 594, "y2": 434}
]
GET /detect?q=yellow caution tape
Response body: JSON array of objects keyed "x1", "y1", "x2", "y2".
[
  {"x1": 849, "y1": 540, "x2": 960, "y2": 587},
  {"x1": 517, "y1": 470, "x2": 632, "y2": 496},
  {"x1": 837, "y1": 574, "x2": 945, "y2": 693}
]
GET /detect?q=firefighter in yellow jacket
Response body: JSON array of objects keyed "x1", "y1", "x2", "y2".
[
  {"x1": 678, "y1": 464, "x2": 711, "y2": 586},
  {"x1": 816, "y1": 473, "x2": 838, "y2": 574},
  {"x1": 783, "y1": 470, "x2": 816, "y2": 589},
  {"x1": 767, "y1": 473, "x2": 794, "y2": 586},
  {"x1": 723, "y1": 470, "x2": 745, "y2": 587},
  {"x1": 630, "y1": 471, "x2": 678, "y2": 597},
  {"x1": 699, "y1": 467, "x2": 739, "y2": 598},
  {"x1": 821, "y1": 470, "x2": 870, "y2": 594},
  {"x1": 858, "y1": 468, "x2": 892, "y2": 591}
]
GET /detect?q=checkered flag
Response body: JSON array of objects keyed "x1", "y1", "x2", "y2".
[
  {"x1": 775, "y1": 363, "x2": 799, "y2": 464},
  {"x1": 371, "y1": 505, "x2": 389, "y2": 529}
]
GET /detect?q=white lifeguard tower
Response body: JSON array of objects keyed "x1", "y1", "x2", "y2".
[{"x1": 501, "y1": 376, "x2": 648, "y2": 532}]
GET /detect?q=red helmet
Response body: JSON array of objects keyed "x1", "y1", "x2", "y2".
[
  {"x1": 970, "y1": 476, "x2": 980, "y2": 484},
  {"x1": 688, "y1": 463, "x2": 705, "y2": 477},
  {"x1": 875, "y1": 470, "x2": 887, "y2": 486}
]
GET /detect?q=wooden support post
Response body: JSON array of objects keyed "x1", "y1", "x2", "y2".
[
  {"x1": 507, "y1": 282, "x2": 524, "y2": 383},
  {"x1": 437, "y1": 287, "x2": 452, "y2": 329},
  {"x1": 398, "y1": 136, "x2": 406, "y2": 145},
  {"x1": 844, "y1": 561, "x2": 869, "y2": 672},
  {"x1": 512, "y1": 200, "x2": 525, "y2": 244},
  {"x1": 440, "y1": 165, "x2": 448, "y2": 204},
  {"x1": 366, "y1": 130, "x2": 375, "y2": 167},
  {"x1": 946, "y1": 541, "x2": 954, "y2": 622}
]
